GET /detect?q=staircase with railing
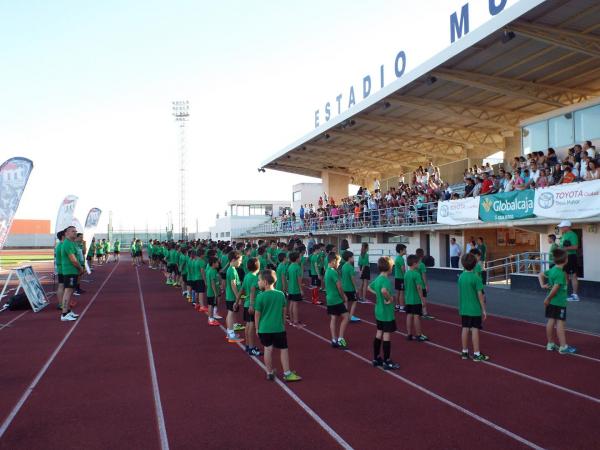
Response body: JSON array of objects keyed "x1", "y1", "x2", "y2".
[{"x1": 485, "y1": 252, "x2": 550, "y2": 287}]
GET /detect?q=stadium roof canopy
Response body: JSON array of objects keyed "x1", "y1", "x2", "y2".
[{"x1": 261, "y1": 0, "x2": 600, "y2": 183}]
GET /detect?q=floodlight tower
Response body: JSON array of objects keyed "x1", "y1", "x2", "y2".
[{"x1": 172, "y1": 100, "x2": 190, "y2": 240}]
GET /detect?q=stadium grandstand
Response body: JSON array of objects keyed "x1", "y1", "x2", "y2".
[{"x1": 252, "y1": 0, "x2": 600, "y2": 294}]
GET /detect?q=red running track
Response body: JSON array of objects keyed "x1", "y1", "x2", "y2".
[{"x1": 1, "y1": 260, "x2": 599, "y2": 449}]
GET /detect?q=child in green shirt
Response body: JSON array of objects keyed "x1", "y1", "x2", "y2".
[
  {"x1": 239, "y1": 257, "x2": 261, "y2": 356},
  {"x1": 325, "y1": 252, "x2": 349, "y2": 349},
  {"x1": 394, "y1": 244, "x2": 406, "y2": 312},
  {"x1": 404, "y1": 255, "x2": 429, "y2": 342},
  {"x1": 368, "y1": 257, "x2": 399, "y2": 370},
  {"x1": 415, "y1": 248, "x2": 434, "y2": 319},
  {"x1": 255, "y1": 270, "x2": 301, "y2": 382},
  {"x1": 341, "y1": 251, "x2": 360, "y2": 322},
  {"x1": 458, "y1": 253, "x2": 488, "y2": 361},
  {"x1": 358, "y1": 243, "x2": 370, "y2": 302},
  {"x1": 538, "y1": 248, "x2": 576, "y2": 354},
  {"x1": 286, "y1": 251, "x2": 304, "y2": 327}
]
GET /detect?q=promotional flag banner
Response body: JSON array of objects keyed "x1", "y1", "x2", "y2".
[
  {"x1": 534, "y1": 180, "x2": 600, "y2": 219},
  {"x1": 0, "y1": 157, "x2": 34, "y2": 251},
  {"x1": 84, "y1": 208, "x2": 102, "y2": 230},
  {"x1": 436, "y1": 197, "x2": 481, "y2": 225},
  {"x1": 15, "y1": 265, "x2": 49, "y2": 312},
  {"x1": 55, "y1": 195, "x2": 78, "y2": 234},
  {"x1": 479, "y1": 190, "x2": 535, "y2": 222}
]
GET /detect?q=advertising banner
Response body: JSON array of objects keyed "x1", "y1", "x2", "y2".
[
  {"x1": 0, "y1": 157, "x2": 34, "y2": 251},
  {"x1": 15, "y1": 265, "x2": 49, "y2": 312},
  {"x1": 534, "y1": 180, "x2": 600, "y2": 219},
  {"x1": 437, "y1": 197, "x2": 481, "y2": 225},
  {"x1": 479, "y1": 190, "x2": 535, "y2": 222},
  {"x1": 55, "y1": 195, "x2": 78, "y2": 234}
]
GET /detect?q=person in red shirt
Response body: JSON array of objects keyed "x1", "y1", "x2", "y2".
[
  {"x1": 480, "y1": 172, "x2": 494, "y2": 195},
  {"x1": 561, "y1": 166, "x2": 576, "y2": 184}
]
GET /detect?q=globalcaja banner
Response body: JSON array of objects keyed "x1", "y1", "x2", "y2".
[
  {"x1": 437, "y1": 197, "x2": 481, "y2": 225},
  {"x1": 0, "y1": 157, "x2": 34, "y2": 251},
  {"x1": 55, "y1": 195, "x2": 78, "y2": 234},
  {"x1": 479, "y1": 190, "x2": 535, "y2": 222},
  {"x1": 84, "y1": 207, "x2": 102, "y2": 230},
  {"x1": 534, "y1": 179, "x2": 600, "y2": 219}
]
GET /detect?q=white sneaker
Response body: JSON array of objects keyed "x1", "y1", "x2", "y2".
[
  {"x1": 68, "y1": 311, "x2": 79, "y2": 318},
  {"x1": 61, "y1": 313, "x2": 77, "y2": 321},
  {"x1": 213, "y1": 314, "x2": 223, "y2": 320},
  {"x1": 567, "y1": 294, "x2": 580, "y2": 302}
]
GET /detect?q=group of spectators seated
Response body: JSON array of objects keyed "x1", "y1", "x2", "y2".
[{"x1": 461, "y1": 141, "x2": 598, "y2": 198}]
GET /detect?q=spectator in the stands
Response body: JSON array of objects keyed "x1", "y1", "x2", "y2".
[
  {"x1": 480, "y1": 172, "x2": 493, "y2": 195},
  {"x1": 536, "y1": 169, "x2": 550, "y2": 188},
  {"x1": 585, "y1": 160, "x2": 599, "y2": 180},
  {"x1": 583, "y1": 140, "x2": 596, "y2": 159},
  {"x1": 502, "y1": 172, "x2": 514, "y2": 192},
  {"x1": 449, "y1": 238, "x2": 461, "y2": 268},
  {"x1": 561, "y1": 165, "x2": 576, "y2": 184}
]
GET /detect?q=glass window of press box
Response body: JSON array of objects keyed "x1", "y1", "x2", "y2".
[
  {"x1": 522, "y1": 104, "x2": 600, "y2": 154},
  {"x1": 230, "y1": 204, "x2": 273, "y2": 216}
]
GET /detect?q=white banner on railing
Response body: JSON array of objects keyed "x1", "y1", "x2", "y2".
[
  {"x1": 534, "y1": 180, "x2": 600, "y2": 219},
  {"x1": 55, "y1": 195, "x2": 78, "y2": 234},
  {"x1": 0, "y1": 157, "x2": 34, "y2": 251},
  {"x1": 436, "y1": 197, "x2": 481, "y2": 225}
]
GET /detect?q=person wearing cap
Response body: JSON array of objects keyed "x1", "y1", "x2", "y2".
[{"x1": 558, "y1": 221, "x2": 580, "y2": 301}]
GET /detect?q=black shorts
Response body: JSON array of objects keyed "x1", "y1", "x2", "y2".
[
  {"x1": 63, "y1": 275, "x2": 78, "y2": 289},
  {"x1": 545, "y1": 304, "x2": 567, "y2": 321},
  {"x1": 237, "y1": 267, "x2": 245, "y2": 282},
  {"x1": 182, "y1": 275, "x2": 188, "y2": 284},
  {"x1": 288, "y1": 293, "x2": 303, "y2": 302},
  {"x1": 135, "y1": 251, "x2": 142, "y2": 257},
  {"x1": 405, "y1": 304, "x2": 423, "y2": 316},
  {"x1": 259, "y1": 331, "x2": 288, "y2": 349},
  {"x1": 360, "y1": 266, "x2": 371, "y2": 280},
  {"x1": 376, "y1": 319, "x2": 397, "y2": 333},
  {"x1": 564, "y1": 254, "x2": 578, "y2": 275},
  {"x1": 86, "y1": 255, "x2": 92, "y2": 261},
  {"x1": 167, "y1": 264, "x2": 176, "y2": 274},
  {"x1": 327, "y1": 302, "x2": 348, "y2": 316},
  {"x1": 344, "y1": 291, "x2": 357, "y2": 302},
  {"x1": 394, "y1": 279, "x2": 404, "y2": 290},
  {"x1": 243, "y1": 307, "x2": 254, "y2": 322},
  {"x1": 422, "y1": 287, "x2": 428, "y2": 298},
  {"x1": 173, "y1": 266, "x2": 180, "y2": 276},
  {"x1": 189, "y1": 280, "x2": 199, "y2": 291},
  {"x1": 152, "y1": 255, "x2": 159, "y2": 261},
  {"x1": 57, "y1": 274, "x2": 65, "y2": 284},
  {"x1": 225, "y1": 300, "x2": 236, "y2": 311},
  {"x1": 207, "y1": 296, "x2": 216, "y2": 306},
  {"x1": 461, "y1": 315, "x2": 482, "y2": 329},
  {"x1": 311, "y1": 275, "x2": 321, "y2": 287},
  {"x1": 219, "y1": 270, "x2": 227, "y2": 280},
  {"x1": 114, "y1": 250, "x2": 120, "y2": 254},
  {"x1": 196, "y1": 280, "x2": 206, "y2": 293}
]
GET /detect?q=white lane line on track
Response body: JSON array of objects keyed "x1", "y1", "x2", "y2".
[
  {"x1": 0, "y1": 311, "x2": 29, "y2": 330},
  {"x1": 428, "y1": 315, "x2": 600, "y2": 364},
  {"x1": 135, "y1": 268, "x2": 170, "y2": 450},
  {"x1": 428, "y1": 300, "x2": 600, "y2": 338},
  {"x1": 303, "y1": 300, "x2": 600, "y2": 404},
  {"x1": 297, "y1": 325, "x2": 545, "y2": 450},
  {"x1": 215, "y1": 322, "x2": 353, "y2": 450},
  {"x1": 0, "y1": 262, "x2": 120, "y2": 439}
]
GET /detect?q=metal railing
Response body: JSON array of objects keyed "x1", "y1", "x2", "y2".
[
  {"x1": 485, "y1": 252, "x2": 550, "y2": 286},
  {"x1": 239, "y1": 202, "x2": 439, "y2": 236}
]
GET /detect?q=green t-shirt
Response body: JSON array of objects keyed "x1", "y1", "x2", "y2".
[
  {"x1": 168, "y1": 249, "x2": 178, "y2": 264},
  {"x1": 104, "y1": 242, "x2": 111, "y2": 252},
  {"x1": 358, "y1": 252, "x2": 369, "y2": 269},
  {"x1": 225, "y1": 265, "x2": 240, "y2": 301},
  {"x1": 206, "y1": 267, "x2": 219, "y2": 297},
  {"x1": 87, "y1": 242, "x2": 94, "y2": 258},
  {"x1": 241, "y1": 272, "x2": 259, "y2": 308},
  {"x1": 548, "y1": 243, "x2": 558, "y2": 262},
  {"x1": 560, "y1": 230, "x2": 578, "y2": 255},
  {"x1": 76, "y1": 242, "x2": 84, "y2": 265},
  {"x1": 474, "y1": 262, "x2": 483, "y2": 281},
  {"x1": 114, "y1": 241, "x2": 121, "y2": 252},
  {"x1": 404, "y1": 269, "x2": 424, "y2": 305},
  {"x1": 370, "y1": 274, "x2": 394, "y2": 321},
  {"x1": 394, "y1": 255, "x2": 405, "y2": 279},
  {"x1": 55, "y1": 241, "x2": 63, "y2": 274},
  {"x1": 254, "y1": 289, "x2": 286, "y2": 333},
  {"x1": 341, "y1": 261, "x2": 356, "y2": 292},
  {"x1": 258, "y1": 255, "x2": 268, "y2": 271},
  {"x1": 325, "y1": 267, "x2": 343, "y2": 306},
  {"x1": 187, "y1": 258, "x2": 201, "y2": 281},
  {"x1": 544, "y1": 266, "x2": 568, "y2": 308},
  {"x1": 96, "y1": 244, "x2": 104, "y2": 255},
  {"x1": 61, "y1": 239, "x2": 80, "y2": 276},
  {"x1": 478, "y1": 243, "x2": 487, "y2": 262},
  {"x1": 309, "y1": 254, "x2": 318, "y2": 276},
  {"x1": 275, "y1": 262, "x2": 287, "y2": 291},
  {"x1": 317, "y1": 252, "x2": 326, "y2": 272},
  {"x1": 286, "y1": 263, "x2": 301, "y2": 295},
  {"x1": 458, "y1": 271, "x2": 483, "y2": 316}
]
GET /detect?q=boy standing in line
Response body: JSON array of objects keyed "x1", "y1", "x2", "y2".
[
  {"x1": 309, "y1": 246, "x2": 322, "y2": 305},
  {"x1": 394, "y1": 244, "x2": 406, "y2": 312},
  {"x1": 404, "y1": 255, "x2": 429, "y2": 342},
  {"x1": 55, "y1": 230, "x2": 66, "y2": 310},
  {"x1": 254, "y1": 270, "x2": 301, "y2": 382},
  {"x1": 325, "y1": 252, "x2": 350, "y2": 349},
  {"x1": 538, "y1": 249, "x2": 576, "y2": 354},
  {"x1": 286, "y1": 251, "x2": 304, "y2": 327},
  {"x1": 415, "y1": 248, "x2": 433, "y2": 319},
  {"x1": 226, "y1": 251, "x2": 244, "y2": 343},
  {"x1": 60, "y1": 226, "x2": 83, "y2": 322},
  {"x1": 275, "y1": 253, "x2": 288, "y2": 293},
  {"x1": 341, "y1": 251, "x2": 360, "y2": 322},
  {"x1": 368, "y1": 257, "x2": 400, "y2": 370},
  {"x1": 458, "y1": 253, "x2": 489, "y2": 361},
  {"x1": 206, "y1": 256, "x2": 221, "y2": 326},
  {"x1": 240, "y1": 257, "x2": 261, "y2": 356}
]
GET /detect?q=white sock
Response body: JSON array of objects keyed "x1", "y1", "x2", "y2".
[
  {"x1": 474, "y1": 351, "x2": 481, "y2": 356},
  {"x1": 284, "y1": 370, "x2": 291, "y2": 376},
  {"x1": 462, "y1": 349, "x2": 468, "y2": 353}
]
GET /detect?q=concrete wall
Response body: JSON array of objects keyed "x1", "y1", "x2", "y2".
[
  {"x1": 4, "y1": 233, "x2": 55, "y2": 248},
  {"x1": 321, "y1": 171, "x2": 350, "y2": 203},
  {"x1": 292, "y1": 183, "x2": 323, "y2": 212}
]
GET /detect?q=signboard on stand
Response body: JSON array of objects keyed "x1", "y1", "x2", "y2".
[{"x1": 15, "y1": 266, "x2": 49, "y2": 312}]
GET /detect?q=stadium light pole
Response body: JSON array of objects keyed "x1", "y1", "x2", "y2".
[{"x1": 172, "y1": 100, "x2": 190, "y2": 240}]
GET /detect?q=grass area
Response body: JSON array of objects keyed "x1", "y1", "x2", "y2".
[{"x1": 0, "y1": 255, "x2": 54, "y2": 266}]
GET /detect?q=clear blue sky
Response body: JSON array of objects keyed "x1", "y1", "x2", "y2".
[{"x1": 1, "y1": 0, "x2": 501, "y2": 232}]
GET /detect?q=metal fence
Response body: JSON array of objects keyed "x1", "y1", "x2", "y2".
[
  {"x1": 486, "y1": 252, "x2": 550, "y2": 286},
  {"x1": 240, "y1": 202, "x2": 438, "y2": 236}
]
